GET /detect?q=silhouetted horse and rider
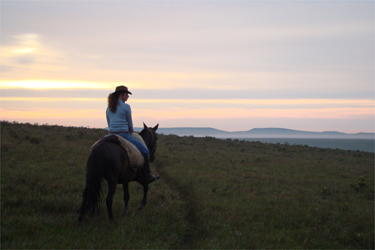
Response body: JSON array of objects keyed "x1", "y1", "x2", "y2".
[
  {"x1": 79, "y1": 123, "x2": 159, "y2": 223},
  {"x1": 79, "y1": 86, "x2": 160, "y2": 223}
]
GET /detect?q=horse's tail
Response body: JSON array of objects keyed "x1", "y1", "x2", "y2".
[{"x1": 79, "y1": 144, "x2": 106, "y2": 218}]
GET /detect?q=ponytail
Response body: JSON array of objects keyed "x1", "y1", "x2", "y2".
[{"x1": 108, "y1": 92, "x2": 120, "y2": 113}]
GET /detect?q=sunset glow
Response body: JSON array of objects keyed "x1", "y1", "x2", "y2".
[
  {"x1": 0, "y1": 108, "x2": 102, "y2": 119},
  {"x1": 1, "y1": 1, "x2": 373, "y2": 133},
  {"x1": 132, "y1": 107, "x2": 374, "y2": 120},
  {"x1": 1, "y1": 80, "x2": 109, "y2": 90},
  {"x1": 2, "y1": 97, "x2": 373, "y2": 106}
]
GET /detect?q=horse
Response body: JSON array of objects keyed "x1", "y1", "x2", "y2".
[{"x1": 78, "y1": 123, "x2": 159, "y2": 224}]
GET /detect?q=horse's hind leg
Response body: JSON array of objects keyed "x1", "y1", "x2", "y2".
[
  {"x1": 122, "y1": 183, "x2": 130, "y2": 215},
  {"x1": 106, "y1": 181, "x2": 117, "y2": 220}
]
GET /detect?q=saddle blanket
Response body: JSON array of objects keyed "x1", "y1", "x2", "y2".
[{"x1": 91, "y1": 133, "x2": 146, "y2": 171}]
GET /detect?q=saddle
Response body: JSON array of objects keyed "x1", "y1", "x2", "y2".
[{"x1": 91, "y1": 133, "x2": 146, "y2": 171}]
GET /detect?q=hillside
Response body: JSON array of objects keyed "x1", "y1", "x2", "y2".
[
  {"x1": 1, "y1": 121, "x2": 374, "y2": 249},
  {"x1": 134, "y1": 127, "x2": 374, "y2": 139}
]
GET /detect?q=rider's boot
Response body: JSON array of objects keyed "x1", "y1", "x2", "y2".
[{"x1": 142, "y1": 155, "x2": 160, "y2": 184}]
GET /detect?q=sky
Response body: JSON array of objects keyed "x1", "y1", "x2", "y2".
[{"x1": 1, "y1": 0, "x2": 374, "y2": 133}]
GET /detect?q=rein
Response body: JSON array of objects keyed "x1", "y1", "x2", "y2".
[{"x1": 144, "y1": 128, "x2": 157, "y2": 158}]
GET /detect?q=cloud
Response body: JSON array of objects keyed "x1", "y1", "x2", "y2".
[
  {"x1": 2, "y1": 2, "x2": 373, "y2": 93},
  {"x1": 0, "y1": 33, "x2": 68, "y2": 80},
  {"x1": 1, "y1": 83, "x2": 373, "y2": 101},
  {"x1": 13, "y1": 55, "x2": 36, "y2": 65},
  {"x1": 2, "y1": 34, "x2": 39, "y2": 65}
]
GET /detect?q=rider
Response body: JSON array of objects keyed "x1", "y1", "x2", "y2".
[{"x1": 106, "y1": 85, "x2": 159, "y2": 184}]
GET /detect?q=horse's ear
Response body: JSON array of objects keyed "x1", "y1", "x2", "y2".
[
  {"x1": 143, "y1": 122, "x2": 147, "y2": 130},
  {"x1": 153, "y1": 124, "x2": 159, "y2": 131}
]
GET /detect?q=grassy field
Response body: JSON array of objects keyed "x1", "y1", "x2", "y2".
[{"x1": 1, "y1": 121, "x2": 374, "y2": 249}]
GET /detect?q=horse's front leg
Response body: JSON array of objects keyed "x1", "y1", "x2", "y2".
[
  {"x1": 138, "y1": 183, "x2": 149, "y2": 210},
  {"x1": 122, "y1": 183, "x2": 130, "y2": 215}
]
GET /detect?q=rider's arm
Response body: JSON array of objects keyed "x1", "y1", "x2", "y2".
[
  {"x1": 106, "y1": 108, "x2": 111, "y2": 128},
  {"x1": 125, "y1": 104, "x2": 134, "y2": 133}
]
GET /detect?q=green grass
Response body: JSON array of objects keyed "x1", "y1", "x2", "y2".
[{"x1": 1, "y1": 121, "x2": 374, "y2": 249}]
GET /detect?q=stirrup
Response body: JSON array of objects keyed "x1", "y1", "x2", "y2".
[{"x1": 145, "y1": 174, "x2": 160, "y2": 184}]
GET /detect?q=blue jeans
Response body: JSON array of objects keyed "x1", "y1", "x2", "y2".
[{"x1": 109, "y1": 132, "x2": 149, "y2": 157}]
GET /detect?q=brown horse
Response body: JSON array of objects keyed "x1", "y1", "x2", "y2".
[{"x1": 78, "y1": 123, "x2": 159, "y2": 224}]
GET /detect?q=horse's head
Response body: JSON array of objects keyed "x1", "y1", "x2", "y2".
[{"x1": 140, "y1": 123, "x2": 159, "y2": 163}]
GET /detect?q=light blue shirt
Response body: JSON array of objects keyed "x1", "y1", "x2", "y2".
[{"x1": 106, "y1": 100, "x2": 133, "y2": 133}]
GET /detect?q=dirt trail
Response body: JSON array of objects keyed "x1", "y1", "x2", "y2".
[{"x1": 154, "y1": 161, "x2": 207, "y2": 247}]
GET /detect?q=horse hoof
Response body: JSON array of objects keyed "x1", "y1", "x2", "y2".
[
  {"x1": 138, "y1": 205, "x2": 145, "y2": 210},
  {"x1": 123, "y1": 210, "x2": 128, "y2": 216},
  {"x1": 79, "y1": 216, "x2": 84, "y2": 226}
]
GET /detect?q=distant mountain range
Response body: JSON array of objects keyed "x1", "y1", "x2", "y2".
[{"x1": 132, "y1": 127, "x2": 374, "y2": 139}]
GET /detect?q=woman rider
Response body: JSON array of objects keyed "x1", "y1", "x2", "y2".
[{"x1": 106, "y1": 85, "x2": 159, "y2": 184}]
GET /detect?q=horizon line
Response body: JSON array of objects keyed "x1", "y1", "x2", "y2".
[
  {"x1": 2, "y1": 120, "x2": 373, "y2": 135},
  {"x1": 133, "y1": 126, "x2": 375, "y2": 135}
]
